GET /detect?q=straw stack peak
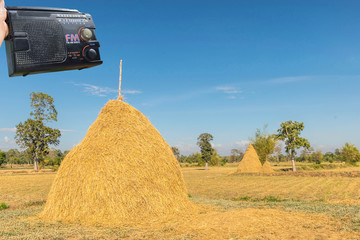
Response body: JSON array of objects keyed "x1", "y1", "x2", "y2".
[{"x1": 247, "y1": 144, "x2": 256, "y2": 152}]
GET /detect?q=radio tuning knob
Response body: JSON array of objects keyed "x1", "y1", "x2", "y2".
[
  {"x1": 80, "y1": 28, "x2": 93, "y2": 41},
  {"x1": 86, "y1": 48, "x2": 98, "y2": 61}
]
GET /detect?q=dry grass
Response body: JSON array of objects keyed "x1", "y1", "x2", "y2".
[
  {"x1": 271, "y1": 162, "x2": 360, "y2": 172},
  {"x1": 1, "y1": 205, "x2": 357, "y2": 239},
  {"x1": 183, "y1": 167, "x2": 360, "y2": 205},
  {"x1": 0, "y1": 174, "x2": 53, "y2": 208},
  {"x1": 0, "y1": 169, "x2": 53, "y2": 175},
  {"x1": 0, "y1": 166, "x2": 359, "y2": 239}
]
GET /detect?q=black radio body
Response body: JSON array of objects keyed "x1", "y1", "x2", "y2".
[{"x1": 5, "y1": 6, "x2": 102, "y2": 77}]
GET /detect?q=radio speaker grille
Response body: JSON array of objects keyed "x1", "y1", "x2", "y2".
[{"x1": 12, "y1": 20, "x2": 67, "y2": 65}]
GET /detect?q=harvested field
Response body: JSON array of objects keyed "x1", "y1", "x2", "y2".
[
  {"x1": 0, "y1": 169, "x2": 53, "y2": 175},
  {"x1": 233, "y1": 170, "x2": 360, "y2": 178},
  {"x1": 0, "y1": 174, "x2": 53, "y2": 208},
  {"x1": 184, "y1": 167, "x2": 360, "y2": 205},
  {"x1": 0, "y1": 167, "x2": 359, "y2": 239},
  {"x1": 0, "y1": 205, "x2": 357, "y2": 239}
]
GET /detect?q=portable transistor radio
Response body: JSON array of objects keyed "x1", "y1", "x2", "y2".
[{"x1": 4, "y1": 6, "x2": 102, "y2": 77}]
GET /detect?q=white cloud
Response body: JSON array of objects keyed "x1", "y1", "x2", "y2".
[
  {"x1": 71, "y1": 83, "x2": 142, "y2": 97},
  {"x1": 0, "y1": 128, "x2": 16, "y2": 132},
  {"x1": 310, "y1": 144, "x2": 338, "y2": 153},
  {"x1": 173, "y1": 142, "x2": 198, "y2": 155},
  {"x1": 1, "y1": 128, "x2": 75, "y2": 134},
  {"x1": 267, "y1": 76, "x2": 313, "y2": 84},
  {"x1": 216, "y1": 86, "x2": 242, "y2": 94},
  {"x1": 211, "y1": 143, "x2": 223, "y2": 148},
  {"x1": 234, "y1": 140, "x2": 250, "y2": 152},
  {"x1": 123, "y1": 90, "x2": 142, "y2": 94},
  {"x1": 1, "y1": 136, "x2": 16, "y2": 149},
  {"x1": 216, "y1": 86, "x2": 242, "y2": 100},
  {"x1": 72, "y1": 83, "x2": 117, "y2": 97},
  {"x1": 60, "y1": 129, "x2": 76, "y2": 133}
]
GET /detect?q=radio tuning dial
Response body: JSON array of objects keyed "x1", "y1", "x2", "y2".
[
  {"x1": 80, "y1": 28, "x2": 93, "y2": 41},
  {"x1": 86, "y1": 48, "x2": 98, "y2": 61}
]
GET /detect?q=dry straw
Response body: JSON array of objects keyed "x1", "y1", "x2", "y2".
[
  {"x1": 261, "y1": 161, "x2": 274, "y2": 173},
  {"x1": 40, "y1": 100, "x2": 194, "y2": 225},
  {"x1": 237, "y1": 144, "x2": 275, "y2": 173},
  {"x1": 237, "y1": 144, "x2": 263, "y2": 173}
]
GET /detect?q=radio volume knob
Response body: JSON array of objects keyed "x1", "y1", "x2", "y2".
[
  {"x1": 80, "y1": 28, "x2": 93, "y2": 41},
  {"x1": 86, "y1": 48, "x2": 98, "y2": 61}
]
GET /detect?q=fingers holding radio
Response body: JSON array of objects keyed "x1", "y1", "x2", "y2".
[{"x1": 0, "y1": 0, "x2": 8, "y2": 46}]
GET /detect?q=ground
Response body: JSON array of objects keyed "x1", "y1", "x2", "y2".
[{"x1": 0, "y1": 164, "x2": 359, "y2": 239}]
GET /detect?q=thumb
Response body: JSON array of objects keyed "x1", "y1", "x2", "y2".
[{"x1": 0, "y1": 0, "x2": 6, "y2": 21}]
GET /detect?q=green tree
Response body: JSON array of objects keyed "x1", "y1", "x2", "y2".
[
  {"x1": 171, "y1": 147, "x2": 180, "y2": 161},
  {"x1": 311, "y1": 150, "x2": 323, "y2": 164},
  {"x1": 299, "y1": 147, "x2": 314, "y2": 162},
  {"x1": 197, "y1": 133, "x2": 214, "y2": 170},
  {"x1": 15, "y1": 92, "x2": 61, "y2": 170},
  {"x1": 276, "y1": 121, "x2": 310, "y2": 172},
  {"x1": 178, "y1": 153, "x2": 202, "y2": 165},
  {"x1": 334, "y1": 148, "x2": 342, "y2": 162},
  {"x1": 340, "y1": 143, "x2": 360, "y2": 166},
  {"x1": 209, "y1": 149, "x2": 221, "y2": 166},
  {"x1": 250, "y1": 125, "x2": 278, "y2": 165},
  {"x1": 0, "y1": 150, "x2": 5, "y2": 167},
  {"x1": 323, "y1": 152, "x2": 335, "y2": 163},
  {"x1": 193, "y1": 153, "x2": 203, "y2": 166},
  {"x1": 44, "y1": 149, "x2": 63, "y2": 166},
  {"x1": 6, "y1": 149, "x2": 20, "y2": 168},
  {"x1": 229, "y1": 149, "x2": 244, "y2": 163}
]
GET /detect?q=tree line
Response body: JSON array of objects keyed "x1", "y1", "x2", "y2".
[
  {"x1": 0, "y1": 148, "x2": 68, "y2": 168},
  {"x1": 172, "y1": 141, "x2": 359, "y2": 167},
  {"x1": 172, "y1": 122, "x2": 360, "y2": 171}
]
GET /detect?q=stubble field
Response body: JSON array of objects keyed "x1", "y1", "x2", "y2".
[{"x1": 0, "y1": 166, "x2": 359, "y2": 239}]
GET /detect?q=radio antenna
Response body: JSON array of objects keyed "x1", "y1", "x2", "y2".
[{"x1": 118, "y1": 59, "x2": 123, "y2": 101}]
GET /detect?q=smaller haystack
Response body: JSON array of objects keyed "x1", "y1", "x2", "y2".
[
  {"x1": 261, "y1": 161, "x2": 274, "y2": 173},
  {"x1": 237, "y1": 144, "x2": 262, "y2": 173}
]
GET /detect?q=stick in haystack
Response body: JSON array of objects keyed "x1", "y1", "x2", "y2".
[{"x1": 118, "y1": 59, "x2": 123, "y2": 101}]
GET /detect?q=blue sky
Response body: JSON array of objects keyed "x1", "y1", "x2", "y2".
[{"x1": 1, "y1": 0, "x2": 360, "y2": 155}]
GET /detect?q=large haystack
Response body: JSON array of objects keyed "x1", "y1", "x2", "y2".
[
  {"x1": 261, "y1": 161, "x2": 274, "y2": 173},
  {"x1": 237, "y1": 144, "x2": 262, "y2": 173},
  {"x1": 41, "y1": 100, "x2": 193, "y2": 225}
]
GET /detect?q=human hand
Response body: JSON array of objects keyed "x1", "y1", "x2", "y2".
[{"x1": 0, "y1": 0, "x2": 8, "y2": 47}]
